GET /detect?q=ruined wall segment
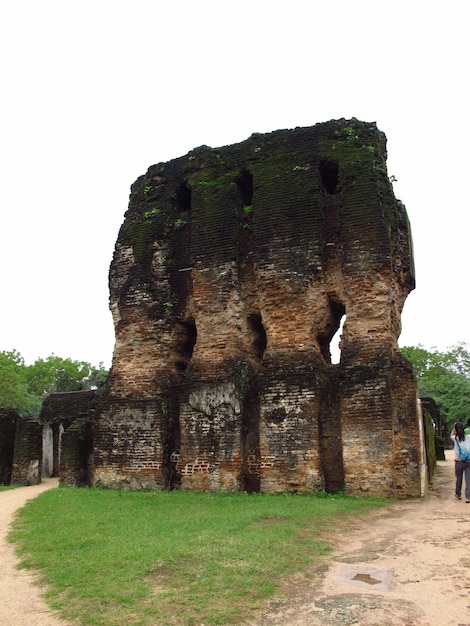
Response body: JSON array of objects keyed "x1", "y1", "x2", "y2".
[
  {"x1": 40, "y1": 390, "x2": 101, "y2": 486},
  {"x1": 0, "y1": 409, "x2": 18, "y2": 485},
  {"x1": 10, "y1": 417, "x2": 43, "y2": 485},
  {"x1": 98, "y1": 118, "x2": 420, "y2": 496}
]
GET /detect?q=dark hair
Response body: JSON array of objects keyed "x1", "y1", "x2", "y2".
[
  {"x1": 455, "y1": 422, "x2": 465, "y2": 442},
  {"x1": 466, "y1": 417, "x2": 470, "y2": 428}
]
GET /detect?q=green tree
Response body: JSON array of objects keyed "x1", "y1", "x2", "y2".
[
  {"x1": 0, "y1": 351, "x2": 108, "y2": 417},
  {"x1": 0, "y1": 350, "x2": 37, "y2": 415},
  {"x1": 401, "y1": 342, "x2": 470, "y2": 427},
  {"x1": 25, "y1": 355, "x2": 106, "y2": 395}
]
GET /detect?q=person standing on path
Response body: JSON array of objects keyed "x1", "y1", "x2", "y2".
[{"x1": 451, "y1": 421, "x2": 470, "y2": 502}]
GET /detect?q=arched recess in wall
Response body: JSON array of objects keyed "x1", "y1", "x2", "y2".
[
  {"x1": 236, "y1": 168, "x2": 254, "y2": 207},
  {"x1": 170, "y1": 318, "x2": 197, "y2": 373},
  {"x1": 319, "y1": 159, "x2": 339, "y2": 195},
  {"x1": 173, "y1": 181, "x2": 192, "y2": 213},
  {"x1": 247, "y1": 312, "x2": 267, "y2": 362}
]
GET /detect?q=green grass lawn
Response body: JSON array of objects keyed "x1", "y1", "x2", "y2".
[{"x1": 8, "y1": 487, "x2": 387, "y2": 625}]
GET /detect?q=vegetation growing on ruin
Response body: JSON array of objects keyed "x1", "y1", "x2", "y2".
[
  {"x1": 9, "y1": 488, "x2": 387, "y2": 626},
  {"x1": 118, "y1": 119, "x2": 405, "y2": 294}
]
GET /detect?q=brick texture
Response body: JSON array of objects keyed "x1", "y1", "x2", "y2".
[{"x1": 94, "y1": 119, "x2": 420, "y2": 496}]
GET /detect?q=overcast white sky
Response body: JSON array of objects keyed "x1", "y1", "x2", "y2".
[{"x1": 1, "y1": 1, "x2": 468, "y2": 368}]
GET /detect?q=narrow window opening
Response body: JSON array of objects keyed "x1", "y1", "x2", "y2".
[
  {"x1": 171, "y1": 318, "x2": 197, "y2": 373},
  {"x1": 317, "y1": 300, "x2": 345, "y2": 363},
  {"x1": 173, "y1": 182, "x2": 192, "y2": 212},
  {"x1": 319, "y1": 159, "x2": 339, "y2": 195},
  {"x1": 235, "y1": 169, "x2": 253, "y2": 206},
  {"x1": 330, "y1": 313, "x2": 345, "y2": 364},
  {"x1": 247, "y1": 312, "x2": 267, "y2": 361}
]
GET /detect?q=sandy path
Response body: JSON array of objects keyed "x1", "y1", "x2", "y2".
[
  {"x1": 252, "y1": 450, "x2": 470, "y2": 626},
  {"x1": 0, "y1": 478, "x2": 70, "y2": 626},
  {"x1": 2, "y1": 453, "x2": 470, "y2": 626}
]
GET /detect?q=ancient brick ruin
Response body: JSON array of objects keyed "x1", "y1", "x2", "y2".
[
  {"x1": 0, "y1": 119, "x2": 424, "y2": 496},
  {"x1": 94, "y1": 118, "x2": 421, "y2": 497}
]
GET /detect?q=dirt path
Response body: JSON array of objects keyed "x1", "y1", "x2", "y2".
[
  {"x1": 1, "y1": 453, "x2": 470, "y2": 626},
  {"x1": 0, "y1": 478, "x2": 69, "y2": 626},
  {"x1": 252, "y1": 450, "x2": 470, "y2": 626}
]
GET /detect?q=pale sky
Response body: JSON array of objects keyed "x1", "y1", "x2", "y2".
[{"x1": 1, "y1": 1, "x2": 468, "y2": 368}]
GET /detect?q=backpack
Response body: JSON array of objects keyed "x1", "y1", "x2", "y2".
[{"x1": 455, "y1": 438, "x2": 470, "y2": 463}]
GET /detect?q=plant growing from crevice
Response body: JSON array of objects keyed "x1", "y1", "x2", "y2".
[
  {"x1": 173, "y1": 218, "x2": 187, "y2": 230},
  {"x1": 144, "y1": 208, "x2": 160, "y2": 219},
  {"x1": 342, "y1": 126, "x2": 358, "y2": 141}
]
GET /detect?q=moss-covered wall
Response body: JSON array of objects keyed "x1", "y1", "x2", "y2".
[
  {"x1": 2, "y1": 121, "x2": 422, "y2": 495},
  {"x1": 98, "y1": 118, "x2": 421, "y2": 496},
  {"x1": 421, "y1": 396, "x2": 447, "y2": 468}
]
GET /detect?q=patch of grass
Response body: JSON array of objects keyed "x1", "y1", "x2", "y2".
[{"x1": 8, "y1": 488, "x2": 387, "y2": 625}]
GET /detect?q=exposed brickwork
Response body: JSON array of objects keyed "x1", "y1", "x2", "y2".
[
  {"x1": 10, "y1": 417, "x2": 43, "y2": 485},
  {"x1": 93, "y1": 398, "x2": 176, "y2": 490},
  {"x1": 95, "y1": 119, "x2": 421, "y2": 496},
  {"x1": 39, "y1": 390, "x2": 103, "y2": 486},
  {"x1": 60, "y1": 419, "x2": 93, "y2": 486},
  {"x1": 0, "y1": 410, "x2": 18, "y2": 485}
]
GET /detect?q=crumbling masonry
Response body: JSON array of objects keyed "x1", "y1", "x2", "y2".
[
  {"x1": 0, "y1": 119, "x2": 423, "y2": 496},
  {"x1": 94, "y1": 118, "x2": 421, "y2": 497}
]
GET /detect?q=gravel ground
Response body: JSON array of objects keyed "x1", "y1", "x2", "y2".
[
  {"x1": 251, "y1": 450, "x2": 470, "y2": 626},
  {"x1": 0, "y1": 478, "x2": 69, "y2": 626}
]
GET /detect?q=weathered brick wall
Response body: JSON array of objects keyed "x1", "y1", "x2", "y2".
[
  {"x1": 60, "y1": 419, "x2": 93, "y2": 486},
  {"x1": 40, "y1": 390, "x2": 102, "y2": 486},
  {"x1": 0, "y1": 409, "x2": 18, "y2": 485},
  {"x1": 257, "y1": 368, "x2": 322, "y2": 493},
  {"x1": 421, "y1": 396, "x2": 446, "y2": 467},
  {"x1": 93, "y1": 399, "x2": 171, "y2": 489},
  {"x1": 98, "y1": 118, "x2": 421, "y2": 496},
  {"x1": 10, "y1": 417, "x2": 43, "y2": 485}
]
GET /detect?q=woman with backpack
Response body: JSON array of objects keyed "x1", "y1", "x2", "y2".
[{"x1": 451, "y1": 421, "x2": 470, "y2": 502}]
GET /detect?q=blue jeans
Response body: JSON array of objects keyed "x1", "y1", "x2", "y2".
[{"x1": 455, "y1": 460, "x2": 470, "y2": 500}]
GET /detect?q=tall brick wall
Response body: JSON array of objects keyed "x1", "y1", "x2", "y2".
[{"x1": 95, "y1": 118, "x2": 421, "y2": 496}]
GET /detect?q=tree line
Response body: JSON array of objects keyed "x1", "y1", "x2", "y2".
[
  {"x1": 401, "y1": 342, "x2": 470, "y2": 428},
  {"x1": 0, "y1": 350, "x2": 108, "y2": 417},
  {"x1": 1, "y1": 344, "x2": 468, "y2": 426}
]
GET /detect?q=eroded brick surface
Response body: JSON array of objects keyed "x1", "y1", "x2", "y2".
[{"x1": 95, "y1": 119, "x2": 420, "y2": 496}]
